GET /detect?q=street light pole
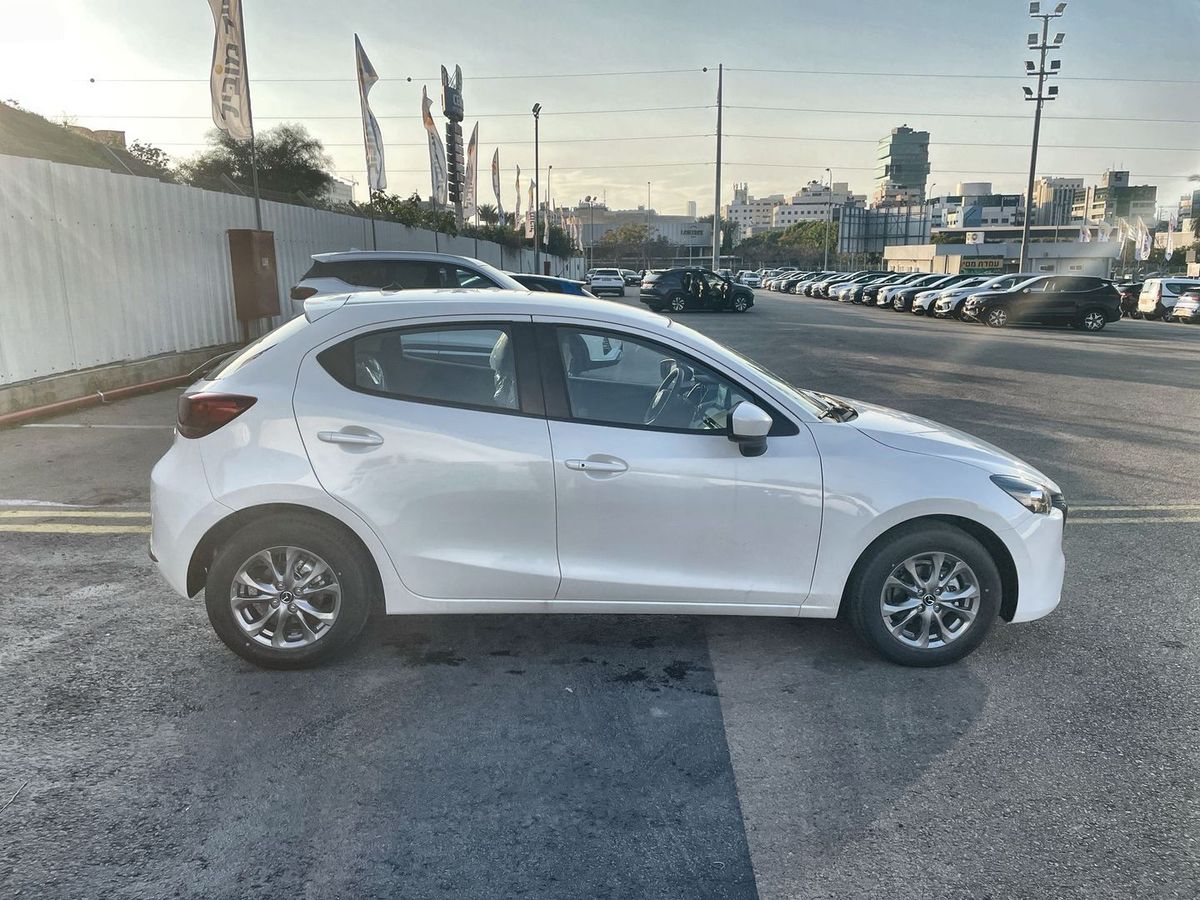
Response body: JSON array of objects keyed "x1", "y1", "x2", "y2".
[
  {"x1": 823, "y1": 167, "x2": 832, "y2": 270},
  {"x1": 532, "y1": 103, "x2": 542, "y2": 274},
  {"x1": 711, "y1": 63, "x2": 723, "y2": 272},
  {"x1": 1019, "y1": 2, "x2": 1066, "y2": 273}
]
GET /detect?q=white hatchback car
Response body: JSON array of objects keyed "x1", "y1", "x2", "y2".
[
  {"x1": 587, "y1": 268, "x2": 627, "y2": 297},
  {"x1": 151, "y1": 291, "x2": 1067, "y2": 669}
]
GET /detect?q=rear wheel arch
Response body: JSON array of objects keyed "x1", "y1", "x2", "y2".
[
  {"x1": 187, "y1": 503, "x2": 384, "y2": 609},
  {"x1": 837, "y1": 514, "x2": 1019, "y2": 623}
]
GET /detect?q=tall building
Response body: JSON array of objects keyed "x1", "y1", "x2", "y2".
[
  {"x1": 929, "y1": 183, "x2": 1023, "y2": 228},
  {"x1": 872, "y1": 125, "x2": 931, "y2": 207},
  {"x1": 686, "y1": 200, "x2": 698, "y2": 218},
  {"x1": 723, "y1": 182, "x2": 866, "y2": 238},
  {"x1": 1070, "y1": 170, "x2": 1157, "y2": 224},
  {"x1": 1032, "y1": 176, "x2": 1084, "y2": 225}
]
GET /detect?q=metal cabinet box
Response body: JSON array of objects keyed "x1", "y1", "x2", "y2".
[{"x1": 227, "y1": 229, "x2": 281, "y2": 320}]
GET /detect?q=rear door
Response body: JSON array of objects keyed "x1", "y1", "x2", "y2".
[{"x1": 293, "y1": 317, "x2": 560, "y2": 601}]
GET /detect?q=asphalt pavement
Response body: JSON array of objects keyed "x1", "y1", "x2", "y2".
[{"x1": 1, "y1": 291, "x2": 1197, "y2": 899}]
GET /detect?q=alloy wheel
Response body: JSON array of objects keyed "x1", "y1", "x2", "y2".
[
  {"x1": 880, "y1": 551, "x2": 980, "y2": 649},
  {"x1": 986, "y1": 308, "x2": 1008, "y2": 328},
  {"x1": 669, "y1": 295, "x2": 686, "y2": 312},
  {"x1": 229, "y1": 546, "x2": 342, "y2": 649},
  {"x1": 1082, "y1": 310, "x2": 1105, "y2": 331},
  {"x1": 733, "y1": 296, "x2": 749, "y2": 312}
]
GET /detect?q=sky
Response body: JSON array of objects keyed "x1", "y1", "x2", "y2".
[{"x1": 2, "y1": 0, "x2": 1197, "y2": 215}]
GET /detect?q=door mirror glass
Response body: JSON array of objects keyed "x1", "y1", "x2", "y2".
[
  {"x1": 729, "y1": 401, "x2": 773, "y2": 457},
  {"x1": 574, "y1": 334, "x2": 624, "y2": 371}
]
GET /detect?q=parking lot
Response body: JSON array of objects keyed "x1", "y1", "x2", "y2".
[{"x1": 2, "y1": 290, "x2": 1199, "y2": 900}]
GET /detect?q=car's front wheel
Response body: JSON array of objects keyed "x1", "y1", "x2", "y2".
[
  {"x1": 731, "y1": 295, "x2": 750, "y2": 313},
  {"x1": 205, "y1": 514, "x2": 374, "y2": 669},
  {"x1": 984, "y1": 307, "x2": 1008, "y2": 328},
  {"x1": 846, "y1": 522, "x2": 1001, "y2": 666}
]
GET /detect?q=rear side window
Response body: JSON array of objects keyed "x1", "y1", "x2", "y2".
[
  {"x1": 318, "y1": 326, "x2": 518, "y2": 411},
  {"x1": 209, "y1": 315, "x2": 309, "y2": 380}
]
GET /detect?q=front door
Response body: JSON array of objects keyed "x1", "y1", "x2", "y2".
[
  {"x1": 293, "y1": 319, "x2": 560, "y2": 600},
  {"x1": 538, "y1": 322, "x2": 823, "y2": 609}
]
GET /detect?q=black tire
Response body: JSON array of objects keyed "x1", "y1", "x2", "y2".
[
  {"x1": 984, "y1": 307, "x2": 1008, "y2": 328},
  {"x1": 846, "y1": 522, "x2": 1001, "y2": 667},
  {"x1": 667, "y1": 293, "x2": 687, "y2": 313},
  {"x1": 1078, "y1": 308, "x2": 1107, "y2": 332},
  {"x1": 731, "y1": 295, "x2": 750, "y2": 313},
  {"x1": 205, "y1": 514, "x2": 374, "y2": 669}
]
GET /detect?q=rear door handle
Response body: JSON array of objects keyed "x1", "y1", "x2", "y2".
[
  {"x1": 565, "y1": 456, "x2": 628, "y2": 474},
  {"x1": 318, "y1": 428, "x2": 384, "y2": 446}
]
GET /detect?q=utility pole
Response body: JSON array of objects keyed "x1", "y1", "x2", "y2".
[
  {"x1": 711, "y1": 63, "x2": 723, "y2": 272},
  {"x1": 1019, "y1": 2, "x2": 1067, "y2": 273},
  {"x1": 823, "y1": 167, "x2": 832, "y2": 270},
  {"x1": 533, "y1": 103, "x2": 542, "y2": 274}
]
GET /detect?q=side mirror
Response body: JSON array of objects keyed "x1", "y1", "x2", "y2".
[
  {"x1": 577, "y1": 334, "x2": 624, "y2": 370},
  {"x1": 1022, "y1": 288, "x2": 1031, "y2": 294},
  {"x1": 728, "y1": 401, "x2": 772, "y2": 457}
]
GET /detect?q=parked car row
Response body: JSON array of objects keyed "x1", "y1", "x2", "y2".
[
  {"x1": 1120, "y1": 277, "x2": 1200, "y2": 322},
  {"x1": 765, "y1": 268, "x2": 1125, "y2": 333}
]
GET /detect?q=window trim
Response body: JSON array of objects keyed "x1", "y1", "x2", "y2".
[
  {"x1": 535, "y1": 322, "x2": 799, "y2": 437},
  {"x1": 316, "y1": 320, "x2": 544, "y2": 418}
]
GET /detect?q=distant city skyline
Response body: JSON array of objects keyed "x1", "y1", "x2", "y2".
[{"x1": 2, "y1": 0, "x2": 1197, "y2": 213}]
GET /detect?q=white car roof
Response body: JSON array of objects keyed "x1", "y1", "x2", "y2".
[
  {"x1": 311, "y1": 250, "x2": 494, "y2": 266},
  {"x1": 305, "y1": 288, "x2": 669, "y2": 327}
]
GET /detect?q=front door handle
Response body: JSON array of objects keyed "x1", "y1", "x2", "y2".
[
  {"x1": 565, "y1": 456, "x2": 628, "y2": 474},
  {"x1": 317, "y1": 428, "x2": 384, "y2": 447}
]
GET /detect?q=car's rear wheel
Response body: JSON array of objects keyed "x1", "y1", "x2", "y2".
[
  {"x1": 668, "y1": 293, "x2": 687, "y2": 313},
  {"x1": 985, "y1": 307, "x2": 1008, "y2": 328},
  {"x1": 1079, "y1": 309, "x2": 1107, "y2": 332},
  {"x1": 205, "y1": 515, "x2": 374, "y2": 669},
  {"x1": 846, "y1": 522, "x2": 1001, "y2": 666}
]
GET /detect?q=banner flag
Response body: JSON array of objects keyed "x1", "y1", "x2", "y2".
[
  {"x1": 1097, "y1": 221, "x2": 1112, "y2": 243},
  {"x1": 514, "y1": 165, "x2": 521, "y2": 225},
  {"x1": 207, "y1": 0, "x2": 254, "y2": 141},
  {"x1": 1078, "y1": 224, "x2": 1091, "y2": 243},
  {"x1": 421, "y1": 86, "x2": 447, "y2": 205},
  {"x1": 491, "y1": 148, "x2": 504, "y2": 219},
  {"x1": 353, "y1": 35, "x2": 386, "y2": 193},
  {"x1": 463, "y1": 122, "x2": 479, "y2": 222},
  {"x1": 526, "y1": 180, "x2": 536, "y2": 237},
  {"x1": 1135, "y1": 217, "x2": 1152, "y2": 261}
]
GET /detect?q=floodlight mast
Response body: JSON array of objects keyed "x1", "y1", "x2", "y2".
[{"x1": 1019, "y1": 2, "x2": 1067, "y2": 273}]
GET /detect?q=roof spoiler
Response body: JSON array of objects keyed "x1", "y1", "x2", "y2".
[{"x1": 304, "y1": 294, "x2": 352, "y2": 322}]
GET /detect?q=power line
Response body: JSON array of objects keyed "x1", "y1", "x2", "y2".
[
  {"x1": 156, "y1": 133, "x2": 713, "y2": 149},
  {"x1": 72, "y1": 104, "x2": 714, "y2": 120},
  {"x1": 724, "y1": 133, "x2": 1199, "y2": 152},
  {"x1": 726, "y1": 66, "x2": 1200, "y2": 86},
  {"x1": 83, "y1": 67, "x2": 708, "y2": 84},
  {"x1": 728, "y1": 105, "x2": 1200, "y2": 124},
  {"x1": 725, "y1": 161, "x2": 1194, "y2": 178}
]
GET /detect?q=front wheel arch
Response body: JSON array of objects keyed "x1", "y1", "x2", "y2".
[
  {"x1": 837, "y1": 514, "x2": 1018, "y2": 623},
  {"x1": 187, "y1": 503, "x2": 383, "y2": 610}
]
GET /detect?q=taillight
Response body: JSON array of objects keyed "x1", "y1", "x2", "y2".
[
  {"x1": 290, "y1": 285, "x2": 318, "y2": 301},
  {"x1": 177, "y1": 393, "x2": 257, "y2": 439}
]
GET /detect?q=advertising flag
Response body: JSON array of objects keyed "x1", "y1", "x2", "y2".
[
  {"x1": 1135, "y1": 217, "x2": 1152, "y2": 261},
  {"x1": 463, "y1": 122, "x2": 479, "y2": 222},
  {"x1": 491, "y1": 148, "x2": 504, "y2": 219},
  {"x1": 1097, "y1": 221, "x2": 1111, "y2": 243},
  {"x1": 207, "y1": 0, "x2": 254, "y2": 141},
  {"x1": 354, "y1": 35, "x2": 386, "y2": 192},
  {"x1": 1078, "y1": 223, "x2": 1091, "y2": 243},
  {"x1": 526, "y1": 180, "x2": 536, "y2": 237},
  {"x1": 421, "y1": 86, "x2": 447, "y2": 205},
  {"x1": 514, "y1": 164, "x2": 521, "y2": 225}
]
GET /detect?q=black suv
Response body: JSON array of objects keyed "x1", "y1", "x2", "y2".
[
  {"x1": 640, "y1": 268, "x2": 755, "y2": 313},
  {"x1": 963, "y1": 275, "x2": 1120, "y2": 332}
]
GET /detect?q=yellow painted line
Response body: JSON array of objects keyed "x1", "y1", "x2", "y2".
[
  {"x1": 1070, "y1": 516, "x2": 1200, "y2": 525},
  {"x1": 1072, "y1": 504, "x2": 1200, "y2": 512},
  {"x1": 0, "y1": 523, "x2": 151, "y2": 534},
  {"x1": 0, "y1": 509, "x2": 149, "y2": 518}
]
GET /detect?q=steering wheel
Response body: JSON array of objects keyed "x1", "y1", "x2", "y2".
[{"x1": 643, "y1": 367, "x2": 683, "y2": 425}]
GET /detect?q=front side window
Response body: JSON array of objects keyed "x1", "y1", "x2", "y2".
[
  {"x1": 319, "y1": 325, "x2": 518, "y2": 411},
  {"x1": 556, "y1": 327, "x2": 751, "y2": 432}
]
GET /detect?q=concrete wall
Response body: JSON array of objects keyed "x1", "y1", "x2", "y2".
[{"x1": 0, "y1": 153, "x2": 580, "y2": 387}]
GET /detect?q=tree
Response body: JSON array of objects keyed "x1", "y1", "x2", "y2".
[
  {"x1": 127, "y1": 140, "x2": 174, "y2": 180},
  {"x1": 477, "y1": 203, "x2": 500, "y2": 226},
  {"x1": 698, "y1": 214, "x2": 737, "y2": 253},
  {"x1": 734, "y1": 220, "x2": 838, "y2": 267},
  {"x1": 177, "y1": 123, "x2": 334, "y2": 200}
]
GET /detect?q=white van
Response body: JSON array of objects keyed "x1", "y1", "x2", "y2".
[{"x1": 1137, "y1": 278, "x2": 1200, "y2": 319}]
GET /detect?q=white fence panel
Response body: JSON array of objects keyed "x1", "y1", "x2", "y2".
[{"x1": 0, "y1": 153, "x2": 581, "y2": 386}]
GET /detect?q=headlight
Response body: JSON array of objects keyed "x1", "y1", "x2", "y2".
[{"x1": 990, "y1": 474, "x2": 1055, "y2": 515}]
